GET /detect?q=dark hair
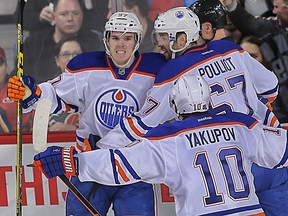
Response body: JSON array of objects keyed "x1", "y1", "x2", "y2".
[
  {"x1": 123, "y1": 0, "x2": 149, "y2": 17},
  {"x1": 240, "y1": 35, "x2": 272, "y2": 70},
  {"x1": 54, "y1": 35, "x2": 84, "y2": 57}
]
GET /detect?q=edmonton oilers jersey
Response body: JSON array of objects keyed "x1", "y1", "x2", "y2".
[
  {"x1": 37, "y1": 51, "x2": 166, "y2": 150},
  {"x1": 77, "y1": 112, "x2": 288, "y2": 215},
  {"x1": 98, "y1": 40, "x2": 279, "y2": 149}
]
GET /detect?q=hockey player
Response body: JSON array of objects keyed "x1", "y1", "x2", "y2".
[
  {"x1": 33, "y1": 74, "x2": 288, "y2": 216},
  {"x1": 8, "y1": 12, "x2": 166, "y2": 216}
]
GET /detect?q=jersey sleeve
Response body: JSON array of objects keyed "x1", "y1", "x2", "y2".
[
  {"x1": 30, "y1": 69, "x2": 88, "y2": 115},
  {"x1": 242, "y1": 51, "x2": 278, "y2": 100},
  {"x1": 97, "y1": 82, "x2": 176, "y2": 148},
  {"x1": 77, "y1": 139, "x2": 166, "y2": 185},
  {"x1": 248, "y1": 124, "x2": 288, "y2": 168}
]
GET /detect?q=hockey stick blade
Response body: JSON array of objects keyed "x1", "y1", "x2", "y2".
[
  {"x1": 33, "y1": 98, "x2": 52, "y2": 152},
  {"x1": 32, "y1": 98, "x2": 101, "y2": 215}
]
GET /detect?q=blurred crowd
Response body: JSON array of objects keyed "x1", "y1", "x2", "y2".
[{"x1": 0, "y1": 0, "x2": 287, "y2": 133}]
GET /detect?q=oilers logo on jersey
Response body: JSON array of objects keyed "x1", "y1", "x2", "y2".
[{"x1": 95, "y1": 88, "x2": 140, "y2": 129}]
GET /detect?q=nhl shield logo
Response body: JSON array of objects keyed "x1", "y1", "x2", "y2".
[{"x1": 95, "y1": 89, "x2": 139, "y2": 129}]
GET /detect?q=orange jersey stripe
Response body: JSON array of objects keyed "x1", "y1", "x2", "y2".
[
  {"x1": 115, "y1": 159, "x2": 130, "y2": 182},
  {"x1": 250, "y1": 212, "x2": 265, "y2": 216},
  {"x1": 127, "y1": 117, "x2": 145, "y2": 137}
]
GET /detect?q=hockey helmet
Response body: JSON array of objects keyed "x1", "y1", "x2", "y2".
[
  {"x1": 189, "y1": 0, "x2": 227, "y2": 29},
  {"x1": 153, "y1": 7, "x2": 200, "y2": 54},
  {"x1": 169, "y1": 75, "x2": 211, "y2": 116},
  {"x1": 103, "y1": 12, "x2": 143, "y2": 55}
]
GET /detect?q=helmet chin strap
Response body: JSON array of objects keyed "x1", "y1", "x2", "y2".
[
  {"x1": 199, "y1": 28, "x2": 217, "y2": 43},
  {"x1": 169, "y1": 41, "x2": 189, "y2": 59}
]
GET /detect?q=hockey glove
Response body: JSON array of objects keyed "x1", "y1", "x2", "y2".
[
  {"x1": 8, "y1": 75, "x2": 42, "y2": 109},
  {"x1": 33, "y1": 146, "x2": 78, "y2": 178}
]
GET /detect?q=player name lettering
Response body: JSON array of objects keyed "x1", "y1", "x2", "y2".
[
  {"x1": 185, "y1": 127, "x2": 235, "y2": 148},
  {"x1": 63, "y1": 148, "x2": 73, "y2": 173},
  {"x1": 198, "y1": 57, "x2": 236, "y2": 79}
]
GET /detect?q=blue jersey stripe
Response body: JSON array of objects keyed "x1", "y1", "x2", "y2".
[
  {"x1": 145, "y1": 112, "x2": 257, "y2": 139},
  {"x1": 274, "y1": 133, "x2": 288, "y2": 168},
  {"x1": 109, "y1": 149, "x2": 120, "y2": 184},
  {"x1": 131, "y1": 113, "x2": 152, "y2": 131},
  {"x1": 114, "y1": 149, "x2": 141, "y2": 180},
  {"x1": 260, "y1": 84, "x2": 278, "y2": 96},
  {"x1": 120, "y1": 119, "x2": 136, "y2": 142},
  {"x1": 202, "y1": 204, "x2": 262, "y2": 216}
]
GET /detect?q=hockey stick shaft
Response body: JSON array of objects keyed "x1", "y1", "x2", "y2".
[
  {"x1": 58, "y1": 175, "x2": 100, "y2": 216},
  {"x1": 26, "y1": 164, "x2": 100, "y2": 215},
  {"x1": 16, "y1": 0, "x2": 26, "y2": 215}
]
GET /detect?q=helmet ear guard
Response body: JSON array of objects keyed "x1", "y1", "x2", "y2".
[{"x1": 169, "y1": 75, "x2": 211, "y2": 117}]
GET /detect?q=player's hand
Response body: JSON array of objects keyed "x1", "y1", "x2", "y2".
[
  {"x1": 7, "y1": 75, "x2": 26, "y2": 101},
  {"x1": 77, "y1": 134, "x2": 101, "y2": 152},
  {"x1": 219, "y1": 0, "x2": 237, "y2": 11},
  {"x1": 33, "y1": 146, "x2": 78, "y2": 178},
  {"x1": 8, "y1": 75, "x2": 42, "y2": 109}
]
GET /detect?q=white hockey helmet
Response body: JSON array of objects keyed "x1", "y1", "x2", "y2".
[
  {"x1": 154, "y1": 7, "x2": 200, "y2": 54},
  {"x1": 169, "y1": 75, "x2": 211, "y2": 117},
  {"x1": 103, "y1": 12, "x2": 143, "y2": 55}
]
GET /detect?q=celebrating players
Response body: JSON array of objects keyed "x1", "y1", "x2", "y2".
[{"x1": 33, "y1": 74, "x2": 288, "y2": 215}]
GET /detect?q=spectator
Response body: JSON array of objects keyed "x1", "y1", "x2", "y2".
[
  {"x1": 14, "y1": 0, "x2": 54, "y2": 34},
  {"x1": 239, "y1": 35, "x2": 272, "y2": 70},
  {"x1": 239, "y1": 0, "x2": 274, "y2": 17},
  {"x1": 220, "y1": 0, "x2": 288, "y2": 124},
  {"x1": 54, "y1": 35, "x2": 84, "y2": 73},
  {"x1": 49, "y1": 35, "x2": 84, "y2": 131},
  {"x1": 14, "y1": 0, "x2": 107, "y2": 34},
  {"x1": 107, "y1": 0, "x2": 157, "y2": 52},
  {"x1": 0, "y1": 47, "x2": 33, "y2": 133},
  {"x1": 23, "y1": 0, "x2": 103, "y2": 83}
]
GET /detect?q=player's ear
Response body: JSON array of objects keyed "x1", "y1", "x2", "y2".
[
  {"x1": 177, "y1": 33, "x2": 187, "y2": 49},
  {"x1": 202, "y1": 22, "x2": 212, "y2": 34}
]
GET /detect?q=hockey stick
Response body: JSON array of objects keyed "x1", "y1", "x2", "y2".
[
  {"x1": 16, "y1": 0, "x2": 26, "y2": 215},
  {"x1": 58, "y1": 175, "x2": 100, "y2": 216},
  {"x1": 32, "y1": 98, "x2": 100, "y2": 216},
  {"x1": 33, "y1": 98, "x2": 52, "y2": 152}
]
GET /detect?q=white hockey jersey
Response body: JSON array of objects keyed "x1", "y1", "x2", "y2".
[
  {"x1": 98, "y1": 40, "x2": 279, "y2": 149},
  {"x1": 77, "y1": 112, "x2": 288, "y2": 216},
  {"x1": 26, "y1": 51, "x2": 166, "y2": 149}
]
